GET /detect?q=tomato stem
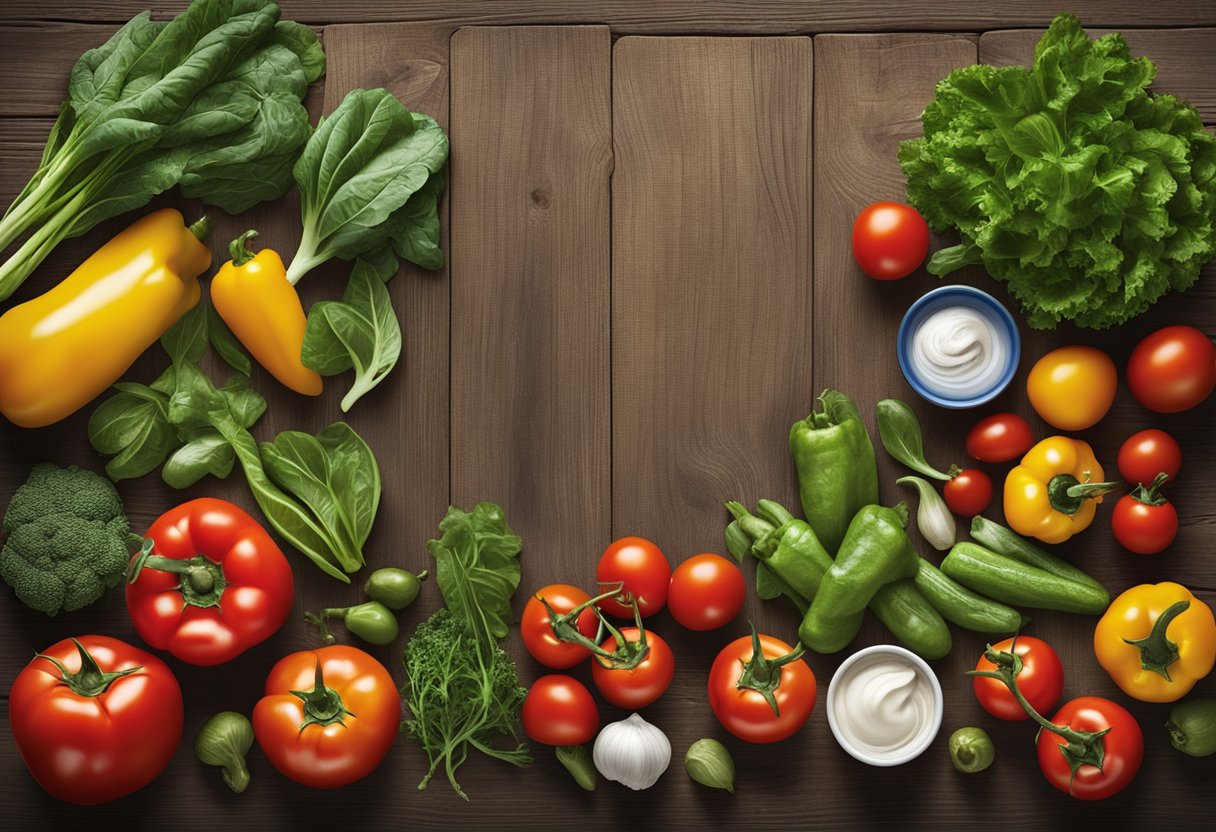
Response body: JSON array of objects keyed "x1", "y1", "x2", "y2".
[
  {"x1": 734, "y1": 623, "x2": 804, "y2": 716},
  {"x1": 541, "y1": 584, "x2": 651, "y2": 670},
  {"x1": 290, "y1": 658, "x2": 354, "y2": 730},
  {"x1": 35, "y1": 638, "x2": 142, "y2": 698},
  {"x1": 1128, "y1": 472, "x2": 1170, "y2": 507},
  {"x1": 1123, "y1": 599, "x2": 1189, "y2": 681}
]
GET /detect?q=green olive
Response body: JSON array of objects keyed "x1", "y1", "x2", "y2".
[{"x1": 364, "y1": 567, "x2": 428, "y2": 610}]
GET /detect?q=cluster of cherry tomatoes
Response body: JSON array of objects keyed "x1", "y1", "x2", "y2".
[{"x1": 520, "y1": 537, "x2": 817, "y2": 749}]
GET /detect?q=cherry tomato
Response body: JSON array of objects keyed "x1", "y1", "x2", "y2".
[
  {"x1": 1112, "y1": 488, "x2": 1178, "y2": 555},
  {"x1": 965, "y1": 412, "x2": 1034, "y2": 463},
  {"x1": 521, "y1": 584, "x2": 599, "y2": 668},
  {"x1": 708, "y1": 633, "x2": 816, "y2": 744},
  {"x1": 1027, "y1": 345, "x2": 1118, "y2": 430},
  {"x1": 1127, "y1": 325, "x2": 1216, "y2": 413},
  {"x1": 973, "y1": 636, "x2": 1063, "y2": 721},
  {"x1": 596, "y1": 537, "x2": 671, "y2": 618},
  {"x1": 667, "y1": 553, "x2": 746, "y2": 631},
  {"x1": 1037, "y1": 697, "x2": 1143, "y2": 801},
  {"x1": 943, "y1": 468, "x2": 993, "y2": 516},
  {"x1": 1118, "y1": 429, "x2": 1182, "y2": 486},
  {"x1": 253, "y1": 645, "x2": 401, "y2": 789},
  {"x1": 522, "y1": 675, "x2": 600, "y2": 746},
  {"x1": 591, "y1": 628, "x2": 674, "y2": 709},
  {"x1": 851, "y1": 201, "x2": 930, "y2": 280},
  {"x1": 9, "y1": 635, "x2": 183, "y2": 805}
]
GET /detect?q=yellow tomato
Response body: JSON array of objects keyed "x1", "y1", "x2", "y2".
[{"x1": 1026, "y1": 346, "x2": 1117, "y2": 430}]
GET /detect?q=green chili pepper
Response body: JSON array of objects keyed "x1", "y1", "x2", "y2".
[
  {"x1": 305, "y1": 601, "x2": 400, "y2": 645},
  {"x1": 799, "y1": 503, "x2": 918, "y2": 653},
  {"x1": 789, "y1": 389, "x2": 879, "y2": 554}
]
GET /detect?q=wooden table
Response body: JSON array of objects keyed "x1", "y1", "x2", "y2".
[{"x1": 2, "y1": 2, "x2": 1214, "y2": 828}]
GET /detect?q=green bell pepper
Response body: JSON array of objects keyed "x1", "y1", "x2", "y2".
[{"x1": 789, "y1": 389, "x2": 879, "y2": 554}]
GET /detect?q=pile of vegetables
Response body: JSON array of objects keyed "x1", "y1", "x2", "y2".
[
  {"x1": 900, "y1": 13, "x2": 1216, "y2": 329},
  {"x1": 0, "y1": 0, "x2": 324, "y2": 300}
]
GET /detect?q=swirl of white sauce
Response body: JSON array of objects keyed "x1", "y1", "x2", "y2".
[
  {"x1": 832, "y1": 655, "x2": 937, "y2": 761},
  {"x1": 909, "y1": 305, "x2": 1007, "y2": 398}
]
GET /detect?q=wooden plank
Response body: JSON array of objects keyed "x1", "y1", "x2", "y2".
[
  {"x1": 981, "y1": 28, "x2": 1216, "y2": 122},
  {"x1": 2, "y1": 0, "x2": 1216, "y2": 30},
  {"x1": 813, "y1": 31, "x2": 1216, "y2": 827},
  {"x1": 609, "y1": 35, "x2": 813, "y2": 823},
  {"x1": 448, "y1": 24, "x2": 612, "y2": 586}
]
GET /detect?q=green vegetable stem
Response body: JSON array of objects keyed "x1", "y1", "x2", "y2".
[
  {"x1": 1166, "y1": 698, "x2": 1216, "y2": 757},
  {"x1": 0, "y1": 0, "x2": 325, "y2": 300},
  {"x1": 789, "y1": 389, "x2": 880, "y2": 554},
  {"x1": 306, "y1": 602, "x2": 399, "y2": 646},
  {"x1": 899, "y1": 13, "x2": 1216, "y2": 330},
  {"x1": 195, "y1": 711, "x2": 254, "y2": 794},
  {"x1": 949, "y1": 727, "x2": 995, "y2": 773},
  {"x1": 685, "y1": 738, "x2": 736, "y2": 793},
  {"x1": 365, "y1": 567, "x2": 428, "y2": 610},
  {"x1": 555, "y1": 745, "x2": 598, "y2": 791},
  {"x1": 800, "y1": 504, "x2": 919, "y2": 653}
]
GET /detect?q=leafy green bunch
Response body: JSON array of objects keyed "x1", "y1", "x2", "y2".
[
  {"x1": 899, "y1": 14, "x2": 1216, "y2": 329},
  {"x1": 0, "y1": 0, "x2": 325, "y2": 300}
]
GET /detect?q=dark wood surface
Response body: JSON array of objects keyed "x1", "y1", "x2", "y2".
[{"x1": 1, "y1": 3, "x2": 1214, "y2": 830}]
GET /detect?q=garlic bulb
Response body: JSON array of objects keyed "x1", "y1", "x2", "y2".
[
  {"x1": 593, "y1": 713, "x2": 671, "y2": 790},
  {"x1": 897, "y1": 475, "x2": 956, "y2": 551}
]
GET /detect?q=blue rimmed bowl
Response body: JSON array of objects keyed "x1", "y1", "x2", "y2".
[{"x1": 896, "y1": 285, "x2": 1020, "y2": 409}]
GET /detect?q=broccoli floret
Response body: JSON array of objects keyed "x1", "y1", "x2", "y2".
[{"x1": 0, "y1": 464, "x2": 132, "y2": 616}]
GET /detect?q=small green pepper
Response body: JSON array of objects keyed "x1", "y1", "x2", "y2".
[
  {"x1": 195, "y1": 711, "x2": 254, "y2": 793},
  {"x1": 789, "y1": 389, "x2": 880, "y2": 554},
  {"x1": 799, "y1": 503, "x2": 918, "y2": 653},
  {"x1": 305, "y1": 601, "x2": 399, "y2": 646},
  {"x1": 364, "y1": 567, "x2": 428, "y2": 610},
  {"x1": 1166, "y1": 698, "x2": 1216, "y2": 757},
  {"x1": 949, "y1": 727, "x2": 995, "y2": 773}
]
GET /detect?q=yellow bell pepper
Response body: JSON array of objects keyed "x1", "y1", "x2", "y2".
[
  {"x1": 0, "y1": 208, "x2": 211, "y2": 428},
  {"x1": 1003, "y1": 436, "x2": 1119, "y2": 544},
  {"x1": 1095, "y1": 582, "x2": 1216, "y2": 702},
  {"x1": 210, "y1": 230, "x2": 322, "y2": 397}
]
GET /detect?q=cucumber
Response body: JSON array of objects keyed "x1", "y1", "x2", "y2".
[
  {"x1": 942, "y1": 542, "x2": 1109, "y2": 614},
  {"x1": 914, "y1": 558, "x2": 1024, "y2": 634},
  {"x1": 869, "y1": 578, "x2": 952, "y2": 659},
  {"x1": 969, "y1": 516, "x2": 1108, "y2": 599}
]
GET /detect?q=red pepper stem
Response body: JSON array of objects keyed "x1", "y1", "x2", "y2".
[
  {"x1": 127, "y1": 538, "x2": 225, "y2": 608},
  {"x1": 229, "y1": 229, "x2": 259, "y2": 267}
]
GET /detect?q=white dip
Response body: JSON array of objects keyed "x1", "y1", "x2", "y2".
[
  {"x1": 909, "y1": 305, "x2": 1007, "y2": 399},
  {"x1": 831, "y1": 653, "x2": 937, "y2": 763}
]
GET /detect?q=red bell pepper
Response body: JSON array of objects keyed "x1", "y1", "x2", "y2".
[{"x1": 126, "y1": 497, "x2": 294, "y2": 666}]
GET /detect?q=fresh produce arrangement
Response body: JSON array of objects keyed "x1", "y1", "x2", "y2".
[{"x1": 2, "y1": 1, "x2": 1215, "y2": 819}]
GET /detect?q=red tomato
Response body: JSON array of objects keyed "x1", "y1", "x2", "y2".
[
  {"x1": 966, "y1": 413, "x2": 1034, "y2": 463},
  {"x1": 708, "y1": 633, "x2": 816, "y2": 744},
  {"x1": 1112, "y1": 487, "x2": 1178, "y2": 555},
  {"x1": 1037, "y1": 697, "x2": 1143, "y2": 801},
  {"x1": 851, "y1": 201, "x2": 930, "y2": 280},
  {"x1": 127, "y1": 498, "x2": 295, "y2": 666},
  {"x1": 973, "y1": 636, "x2": 1063, "y2": 721},
  {"x1": 668, "y1": 553, "x2": 746, "y2": 631},
  {"x1": 944, "y1": 468, "x2": 993, "y2": 516},
  {"x1": 522, "y1": 675, "x2": 600, "y2": 746},
  {"x1": 9, "y1": 635, "x2": 183, "y2": 805},
  {"x1": 596, "y1": 537, "x2": 671, "y2": 618},
  {"x1": 1127, "y1": 325, "x2": 1216, "y2": 413},
  {"x1": 521, "y1": 584, "x2": 599, "y2": 668},
  {"x1": 591, "y1": 628, "x2": 674, "y2": 709},
  {"x1": 253, "y1": 645, "x2": 401, "y2": 789},
  {"x1": 1117, "y1": 429, "x2": 1182, "y2": 486}
]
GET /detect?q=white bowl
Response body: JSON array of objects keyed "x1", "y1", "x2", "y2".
[{"x1": 825, "y1": 644, "x2": 944, "y2": 766}]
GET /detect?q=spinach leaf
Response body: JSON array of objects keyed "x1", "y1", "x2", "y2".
[
  {"x1": 876, "y1": 398, "x2": 951, "y2": 481},
  {"x1": 162, "y1": 432, "x2": 235, "y2": 488},
  {"x1": 286, "y1": 88, "x2": 449, "y2": 283},
  {"x1": 300, "y1": 259, "x2": 402, "y2": 411},
  {"x1": 87, "y1": 386, "x2": 175, "y2": 481},
  {"x1": 161, "y1": 304, "x2": 208, "y2": 365},
  {"x1": 387, "y1": 163, "x2": 446, "y2": 271},
  {"x1": 207, "y1": 306, "x2": 252, "y2": 375},
  {"x1": 426, "y1": 503, "x2": 523, "y2": 643}
]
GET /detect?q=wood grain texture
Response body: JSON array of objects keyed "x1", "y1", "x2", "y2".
[
  {"x1": 608, "y1": 35, "x2": 815, "y2": 825},
  {"x1": 980, "y1": 27, "x2": 1216, "y2": 122},
  {"x1": 812, "y1": 32, "x2": 1216, "y2": 828},
  {"x1": 3, "y1": 0, "x2": 1216, "y2": 29}
]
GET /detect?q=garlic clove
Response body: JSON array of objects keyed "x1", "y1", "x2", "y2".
[{"x1": 593, "y1": 713, "x2": 671, "y2": 790}]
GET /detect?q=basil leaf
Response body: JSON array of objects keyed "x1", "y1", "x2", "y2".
[
  {"x1": 207, "y1": 305, "x2": 252, "y2": 375},
  {"x1": 427, "y1": 503, "x2": 523, "y2": 643},
  {"x1": 876, "y1": 398, "x2": 951, "y2": 481},
  {"x1": 301, "y1": 259, "x2": 402, "y2": 411},
  {"x1": 162, "y1": 431, "x2": 235, "y2": 488}
]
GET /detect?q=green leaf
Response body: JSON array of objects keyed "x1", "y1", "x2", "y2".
[
  {"x1": 876, "y1": 398, "x2": 951, "y2": 481},
  {"x1": 300, "y1": 259, "x2": 403, "y2": 411},
  {"x1": 268, "y1": 20, "x2": 326, "y2": 85},
  {"x1": 161, "y1": 304, "x2": 208, "y2": 365},
  {"x1": 207, "y1": 306, "x2": 251, "y2": 375},
  {"x1": 388, "y1": 163, "x2": 446, "y2": 271},
  {"x1": 87, "y1": 388, "x2": 177, "y2": 481},
  {"x1": 426, "y1": 503, "x2": 523, "y2": 644},
  {"x1": 162, "y1": 431, "x2": 235, "y2": 488}
]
